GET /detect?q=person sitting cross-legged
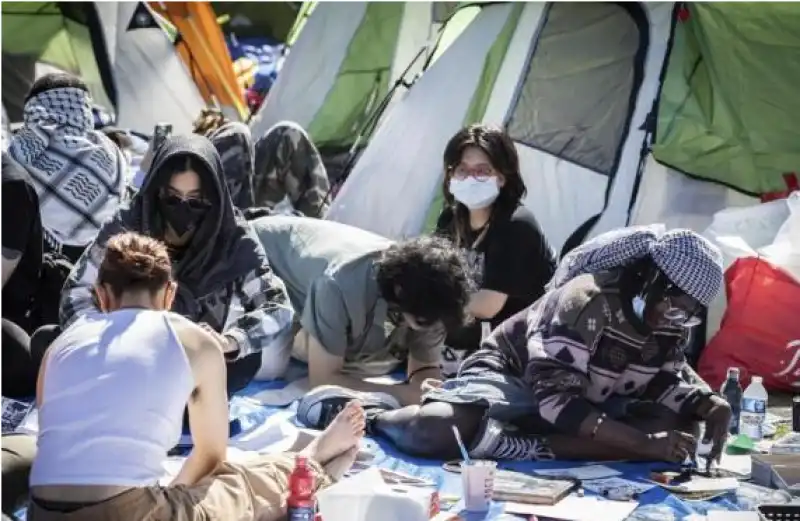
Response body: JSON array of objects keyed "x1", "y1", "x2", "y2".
[
  {"x1": 29, "y1": 231, "x2": 365, "y2": 521},
  {"x1": 297, "y1": 226, "x2": 733, "y2": 465}
]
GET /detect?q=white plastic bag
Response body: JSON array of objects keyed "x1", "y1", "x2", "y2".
[{"x1": 702, "y1": 193, "x2": 800, "y2": 339}]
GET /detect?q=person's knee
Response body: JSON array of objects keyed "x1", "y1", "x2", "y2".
[
  {"x1": 30, "y1": 324, "x2": 61, "y2": 363},
  {"x1": 268, "y1": 121, "x2": 310, "y2": 141},
  {"x1": 388, "y1": 403, "x2": 484, "y2": 457}
]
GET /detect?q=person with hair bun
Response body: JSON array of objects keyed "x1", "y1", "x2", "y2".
[
  {"x1": 60, "y1": 133, "x2": 295, "y2": 397},
  {"x1": 29, "y1": 231, "x2": 366, "y2": 521}
]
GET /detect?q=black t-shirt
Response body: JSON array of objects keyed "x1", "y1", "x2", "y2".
[
  {"x1": 436, "y1": 205, "x2": 556, "y2": 370},
  {"x1": 2, "y1": 154, "x2": 43, "y2": 326}
]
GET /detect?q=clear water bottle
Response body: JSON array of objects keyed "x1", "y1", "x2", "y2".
[
  {"x1": 720, "y1": 367, "x2": 743, "y2": 435},
  {"x1": 740, "y1": 375, "x2": 768, "y2": 440}
]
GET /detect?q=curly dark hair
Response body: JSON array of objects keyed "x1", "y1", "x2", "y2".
[{"x1": 375, "y1": 236, "x2": 474, "y2": 333}]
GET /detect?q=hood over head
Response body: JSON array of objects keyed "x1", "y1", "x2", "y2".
[{"x1": 111, "y1": 134, "x2": 267, "y2": 313}]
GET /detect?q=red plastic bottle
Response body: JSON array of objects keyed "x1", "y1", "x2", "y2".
[{"x1": 287, "y1": 455, "x2": 316, "y2": 521}]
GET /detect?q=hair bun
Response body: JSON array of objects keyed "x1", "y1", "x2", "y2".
[{"x1": 98, "y1": 232, "x2": 172, "y2": 293}]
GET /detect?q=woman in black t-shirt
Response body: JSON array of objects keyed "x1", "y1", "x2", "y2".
[{"x1": 435, "y1": 124, "x2": 556, "y2": 377}]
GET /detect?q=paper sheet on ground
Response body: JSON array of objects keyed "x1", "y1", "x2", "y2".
[
  {"x1": 504, "y1": 495, "x2": 637, "y2": 521},
  {"x1": 657, "y1": 476, "x2": 739, "y2": 493},
  {"x1": 535, "y1": 464, "x2": 621, "y2": 480},
  {"x1": 580, "y1": 476, "x2": 657, "y2": 495}
]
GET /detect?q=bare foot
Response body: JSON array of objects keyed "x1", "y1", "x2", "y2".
[
  {"x1": 302, "y1": 400, "x2": 365, "y2": 465},
  {"x1": 323, "y1": 446, "x2": 359, "y2": 481}
]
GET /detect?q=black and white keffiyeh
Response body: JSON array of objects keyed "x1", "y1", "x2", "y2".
[
  {"x1": 8, "y1": 87, "x2": 125, "y2": 249},
  {"x1": 550, "y1": 224, "x2": 723, "y2": 307}
]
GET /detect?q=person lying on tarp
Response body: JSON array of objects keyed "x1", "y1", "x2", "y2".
[
  {"x1": 58, "y1": 134, "x2": 295, "y2": 395},
  {"x1": 253, "y1": 215, "x2": 473, "y2": 407},
  {"x1": 296, "y1": 226, "x2": 734, "y2": 465},
  {"x1": 28, "y1": 231, "x2": 365, "y2": 521},
  {"x1": 6, "y1": 73, "x2": 128, "y2": 264},
  {"x1": 434, "y1": 124, "x2": 556, "y2": 378},
  {"x1": 192, "y1": 107, "x2": 331, "y2": 217}
]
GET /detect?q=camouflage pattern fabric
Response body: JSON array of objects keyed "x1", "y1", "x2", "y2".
[
  {"x1": 206, "y1": 121, "x2": 255, "y2": 210},
  {"x1": 253, "y1": 121, "x2": 330, "y2": 218}
]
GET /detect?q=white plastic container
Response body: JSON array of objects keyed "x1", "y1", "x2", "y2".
[{"x1": 740, "y1": 375, "x2": 769, "y2": 440}]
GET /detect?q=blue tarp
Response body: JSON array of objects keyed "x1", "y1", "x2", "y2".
[{"x1": 13, "y1": 363, "x2": 747, "y2": 520}]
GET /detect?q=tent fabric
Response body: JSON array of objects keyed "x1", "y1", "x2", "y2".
[
  {"x1": 506, "y1": 2, "x2": 642, "y2": 176},
  {"x1": 94, "y1": 2, "x2": 206, "y2": 134},
  {"x1": 1, "y1": 2, "x2": 114, "y2": 122},
  {"x1": 149, "y1": 1, "x2": 247, "y2": 120},
  {"x1": 329, "y1": 2, "x2": 673, "y2": 254},
  {"x1": 250, "y1": 2, "x2": 434, "y2": 150},
  {"x1": 1, "y1": 2, "x2": 204, "y2": 135},
  {"x1": 327, "y1": 3, "x2": 516, "y2": 239},
  {"x1": 652, "y1": 3, "x2": 800, "y2": 196},
  {"x1": 306, "y1": 2, "x2": 405, "y2": 148}
]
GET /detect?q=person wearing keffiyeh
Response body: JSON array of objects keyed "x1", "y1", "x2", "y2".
[
  {"x1": 295, "y1": 225, "x2": 734, "y2": 465},
  {"x1": 7, "y1": 73, "x2": 127, "y2": 263}
]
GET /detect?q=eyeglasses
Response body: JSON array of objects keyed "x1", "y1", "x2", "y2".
[{"x1": 450, "y1": 165, "x2": 496, "y2": 181}]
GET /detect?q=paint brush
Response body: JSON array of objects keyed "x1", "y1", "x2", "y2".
[{"x1": 451, "y1": 425, "x2": 471, "y2": 465}]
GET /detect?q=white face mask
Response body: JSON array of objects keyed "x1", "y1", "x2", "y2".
[{"x1": 448, "y1": 177, "x2": 500, "y2": 210}]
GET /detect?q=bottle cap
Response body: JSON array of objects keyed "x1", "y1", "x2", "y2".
[
  {"x1": 727, "y1": 367, "x2": 740, "y2": 377},
  {"x1": 752, "y1": 375, "x2": 763, "y2": 383}
]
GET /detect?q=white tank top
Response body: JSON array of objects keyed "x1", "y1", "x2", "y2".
[{"x1": 30, "y1": 309, "x2": 195, "y2": 487}]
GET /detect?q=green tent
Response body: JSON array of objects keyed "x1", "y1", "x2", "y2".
[
  {"x1": 2, "y1": 2, "x2": 114, "y2": 121},
  {"x1": 652, "y1": 3, "x2": 800, "y2": 196}
]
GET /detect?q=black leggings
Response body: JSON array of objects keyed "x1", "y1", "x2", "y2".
[{"x1": 1, "y1": 320, "x2": 51, "y2": 399}]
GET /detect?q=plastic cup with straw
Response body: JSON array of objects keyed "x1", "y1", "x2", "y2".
[{"x1": 452, "y1": 426, "x2": 496, "y2": 512}]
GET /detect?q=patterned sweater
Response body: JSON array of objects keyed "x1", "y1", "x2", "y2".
[{"x1": 465, "y1": 270, "x2": 712, "y2": 434}]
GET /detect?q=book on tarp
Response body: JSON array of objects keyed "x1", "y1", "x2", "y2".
[{"x1": 492, "y1": 469, "x2": 576, "y2": 505}]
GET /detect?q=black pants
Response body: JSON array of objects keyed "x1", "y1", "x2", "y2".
[
  {"x1": 2, "y1": 434, "x2": 37, "y2": 518},
  {"x1": 1, "y1": 319, "x2": 49, "y2": 399}
]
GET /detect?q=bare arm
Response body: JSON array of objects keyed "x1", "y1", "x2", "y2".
[
  {"x1": 35, "y1": 349, "x2": 50, "y2": 409},
  {"x1": 468, "y1": 289, "x2": 507, "y2": 320},
  {"x1": 171, "y1": 322, "x2": 229, "y2": 486},
  {"x1": 305, "y1": 330, "x2": 423, "y2": 406},
  {"x1": 1, "y1": 250, "x2": 21, "y2": 287}
]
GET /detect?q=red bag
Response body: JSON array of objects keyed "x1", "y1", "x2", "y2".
[{"x1": 699, "y1": 256, "x2": 800, "y2": 392}]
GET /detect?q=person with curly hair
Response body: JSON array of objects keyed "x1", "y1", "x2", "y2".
[
  {"x1": 435, "y1": 124, "x2": 556, "y2": 377},
  {"x1": 297, "y1": 226, "x2": 731, "y2": 464},
  {"x1": 252, "y1": 215, "x2": 473, "y2": 407}
]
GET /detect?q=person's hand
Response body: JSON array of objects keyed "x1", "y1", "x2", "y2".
[
  {"x1": 421, "y1": 378, "x2": 443, "y2": 393},
  {"x1": 642, "y1": 430, "x2": 698, "y2": 463},
  {"x1": 698, "y1": 395, "x2": 732, "y2": 464}
]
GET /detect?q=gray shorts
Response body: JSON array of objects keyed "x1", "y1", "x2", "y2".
[
  {"x1": 422, "y1": 370, "x2": 540, "y2": 426},
  {"x1": 422, "y1": 369, "x2": 647, "y2": 432}
]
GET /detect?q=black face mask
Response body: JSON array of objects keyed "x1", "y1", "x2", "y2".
[{"x1": 158, "y1": 194, "x2": 210, "y2": 237}]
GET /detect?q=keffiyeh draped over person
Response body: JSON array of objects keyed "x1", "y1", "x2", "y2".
[
  {"x1": 548, "y1": 224, "x2": 723, "y2": 307},
  {"x1": 8, "y1": 86, "x2": 127, "y2": 250}
]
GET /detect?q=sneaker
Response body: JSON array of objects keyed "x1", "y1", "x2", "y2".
[{"x1": 296, "y1": 385, "x2": 401, "y2": 430}]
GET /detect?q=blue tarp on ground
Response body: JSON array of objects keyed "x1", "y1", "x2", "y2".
[{"x1": 14, "y1": 364, "x2": 745, "y2": 520}]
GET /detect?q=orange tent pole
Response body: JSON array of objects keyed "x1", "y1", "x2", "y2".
[{"x1": 150, "y1": 1, "x2": 247, "y2": 119}]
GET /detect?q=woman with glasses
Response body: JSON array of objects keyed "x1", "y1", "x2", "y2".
[{"x1": 434, "y1": 124, "x2": 556, "y2": 377}]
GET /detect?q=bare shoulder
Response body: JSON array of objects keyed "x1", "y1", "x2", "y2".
[{"x1": 166, "y1": 313, "x2": 224, "y2": 365}]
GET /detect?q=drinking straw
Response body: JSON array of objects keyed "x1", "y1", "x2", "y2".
[{"x1": 451, "y1": 425, "x2": 471, "y2": 465}]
